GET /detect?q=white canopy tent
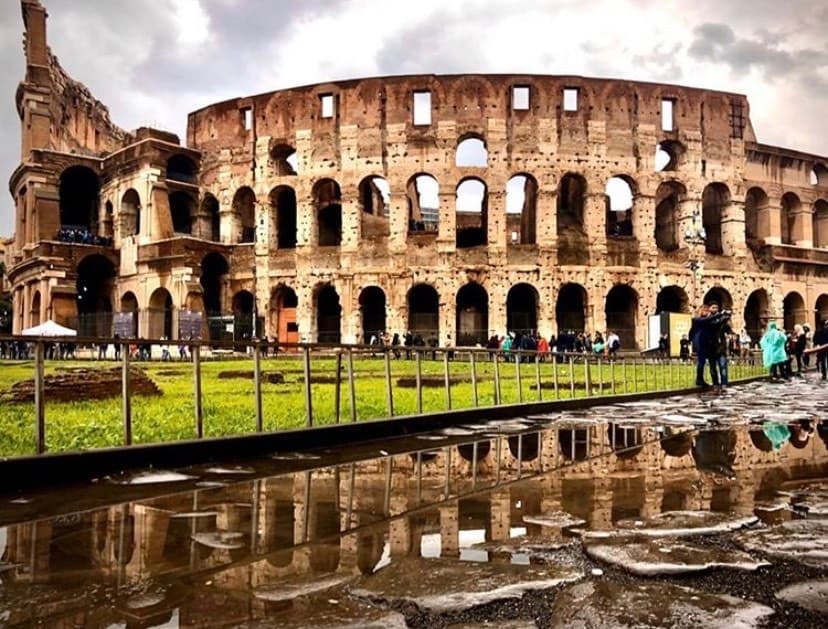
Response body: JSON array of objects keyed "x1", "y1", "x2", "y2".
[{"x1": 21, "y1": 320, "x2": 77, "y2": 337}]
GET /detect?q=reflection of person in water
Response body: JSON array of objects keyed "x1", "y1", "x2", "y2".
[
  {"x1": 691, "y1": 429, "x2": 737, "y2": 479},
  {"x1": 789, "y1": 420, "x2": 814, "y2": 449},
  {"x1": 818, "y1": 421, "x2": 828, "y2": 450}
]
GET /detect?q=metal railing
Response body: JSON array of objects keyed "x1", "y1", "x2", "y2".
[{"x1": 0, "y1": 334, "x2": 767, "y2": 456}]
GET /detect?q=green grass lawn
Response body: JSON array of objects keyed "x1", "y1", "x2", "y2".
[{"x1": 0, "y1": 353, "x2": 764, "y2": 456}]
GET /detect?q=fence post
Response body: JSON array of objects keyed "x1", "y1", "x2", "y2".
[
  {"x1": 347, "y1": 348, "x2": 356, "y2": 423},
  {"x1": 334, "y1": 351, "x2": 342, "y2": 424},
  {"x1": 122, "y1": 341, "x2": 132, "y2": 446},
  {"x1": 470, "y1": 350, "x2": 479, "y2": 407},
  {"x1": 384, "y1": 349, "x2": 395, "y2": 417},
  {"x1": 568, "y1": 356, "x2": 575, "y2": 397},
  {"x1": 553, "y1": 356, "x2": 560, "y2": 399},
  {"x1": 515, "y1": 354, "x2": 523, "y2": 403},
  {"x1": 622, "y1": 359, "x2": 628, "y2": 393},
  {"x1": 443, "y1": 350, "x2": 452, "y2": 410},
  {"x1": 253, "y1": 342, "x2": 263, "y2": 432},
  {"x1": 303, "y1": 346, "x2": 313, "y2": 427},
  {"x1": 611, "y1": 359, "x2": 616, "y2": 395},
  {"x1": 493, "y1": 352, "x2": 502, "y2": 405},
  {"x1": 633, "y1": 359, "x2": 639, "y2": 392},
  {"x1": 193, "y1": 343, "x2": 203, "y2": 439},
  {"x1": 585, "y1": 358, "x2": 593, "y2": 397},
  {"x1": 415, "y1": 349, "x2": 423, "y2": 415},
  {"x1": 597, "y1": 358, "x2": 604, "y2": 394},
  {"x1": 535, "y1": 354, "x2": 543, "y2": 401},
  {"x1": 34, "y1": 341, "x2": 45, "y2": 454}
]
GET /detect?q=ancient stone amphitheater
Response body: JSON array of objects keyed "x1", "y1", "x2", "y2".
[{"x1": 6, "y1": 0, "x2": 828, "y2": 348}]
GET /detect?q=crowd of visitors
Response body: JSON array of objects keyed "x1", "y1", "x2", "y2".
[{"x1": 55, "y1": 228, "x2": 113, "y2": 247}]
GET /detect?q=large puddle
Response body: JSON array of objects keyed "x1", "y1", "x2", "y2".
[{"x1": 1, "y1": 379, "x2": 827, "y2": 627}]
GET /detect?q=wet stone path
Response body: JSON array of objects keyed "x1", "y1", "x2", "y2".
[{"x1": 1, "y1": 377, "x2": 828, "y2": 627}]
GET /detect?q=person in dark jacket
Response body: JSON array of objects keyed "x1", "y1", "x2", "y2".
[
  {"x1": 689, "y1": 303, "x2": 731, "y2": 388},
  {"x1": 812, "y1": 320, "x2": 828, "y2": 380}
]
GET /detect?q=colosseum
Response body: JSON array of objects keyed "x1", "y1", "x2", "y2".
[{"x1": 6, "y1": 0, "x2": 828, "y2": 349}]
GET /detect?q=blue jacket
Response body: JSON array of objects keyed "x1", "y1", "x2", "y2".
[{"x1": 689, "y1": 311, "x2": 730, "y2": 355}]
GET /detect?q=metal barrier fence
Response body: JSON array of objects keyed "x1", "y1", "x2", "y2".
[{"x1": 0, "y1": 335, "x2": 767, "y2": 456}]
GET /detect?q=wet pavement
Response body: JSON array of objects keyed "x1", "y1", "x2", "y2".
[{"x1": 1, "y1": 377, "x2": 828, "y2": 627}]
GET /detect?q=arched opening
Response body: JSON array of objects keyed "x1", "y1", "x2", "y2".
[
  {"x1": 608, "y1": 425, "x2": 644, "y2": 459},
  {"x1": 270, "y1": 144, "x2": 298, "y2": 176},
  {"x1": 407, "y1": 284, "x2": 439, "y2": 340},
  {"x1": 102, "y1": 201, "x2": 114, "y2": 239},
  {"x1": 456, "y1": 283, "x2": 488, "y2": 346},
  {"x1": 232, "y1": 290, "x2": 255, "y2": 340},
  {"x1": 166, "y1": 154, "x2": 198, "y2": 184},
  {"x1": 120, "y1": 292, "x2": 139, "y2": 338},
  {"x1": 557, "y1": 173, "x2": 588, "y2": 264},
  {"x1": 169, "y1": 191, "x2": 195, "y2": 235},
  {"x1": 780, "y1": 192, "x2": 802, "y2": 246},
  {"x1": 661, "y1": 431, "x2": 693, "y2": 457},
  {"x1": 270, "y1": 186, "x2": 297, "y2": 249},
  {"x1": 455, "y1": 136, "x2": 488, "y2": 167},
  {"x1": 703, "y1": 286, "x2": 733, "y2": 310},
  {"x1": 232, "y1": 187, "x2": 256, "y2": 244},
  {"x1": 559, "y1": 428, "x2": 589, "y2": 461},
  {"x1": 813, "y1": 200, "x2": 828, "y2": 248},
  {"x1": 702, "y1": 183, "x2": 729, "y2": 255},
  {"x1": 315, "y1": 284, "x2": 341, "y2": 344},
  {"x1": 656, "y1": 285, "x2": 689, "y2": 314},
  {"x1": 200, "y1": 194, "x2": 220, "y2": 242},
  {"x1": 654, "y1": 181, "x2": 685, "y2": 252},
  {"x1": 783, "y1": 292, "x2": 806, "y2": 332},
  {"x1": 406, "y1": 173, "x2": 439, "y2": 232},
  {"x1": 654, "y1": 140, "x2": 686, "y2": 172},
  {"x1": 359, "y1": 286, "x2": 387, "y2": 343},
  {"x1": 359, "y1": 176, "x2": 390, "y2": 239},
  {"x1": 76, "y1": 254, "x2": 115, "y2": 337},
  {"x1": 812, "y1": 163, "x2": 828, "y2": 186},
  {"x1": 605, "y1": 176, "x2": 634, "y2": 237},
  {"x1": 59, "y1": 166, "x2": 100, "y2": 231},
  {"x1": 556, "y1": 283, "x2": 587, "y2": 333},
  {"x1": 506, "y1": 283, "x2": 539, "y2": 334},
  {"x1": 605, "y1": 285, "x2": 638, "y2": 349},
  {"x1": 456, "y1": 178, "x2": 488, "y2": 248},
  {"x1": 148, "y1": 288, "x2": 174, "y2": 339},
  {"x1": 508, "y1": 433, "x2": 540, "y2": 461},
  {"x1": 269, "y1": 285, "x2": 298, "y2": 345},
  {"x1": 506, "y1": 174, "x2": 538, "y2": 245},
  {"x1": 458, "y1": 440, "x2": 491, "y2": 462},
  {"x1": 744, "y1": 289, "x2": 769, "y2": 344},
  {"x1": 120, "y1": 189, "x2": 141, "y2": 238},
  {"x1": 816, "y1": 294, "x2": 828, "y2": 327},
  {"x1": 744, "y1": 187, "x2": 769, "y2": 245},
  {"x1": 314, "y1": 179, "x2": 342, "y2": 246},
  {"x1": 30, "y1": 291, "x2": 41, "y2": 327},
  {"x1": 200, "y1": 253, "x2": 229, "y2": 340}
]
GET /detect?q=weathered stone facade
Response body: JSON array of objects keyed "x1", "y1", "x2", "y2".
[{"x1": 7, "y1": 0, "x2": 828, "y2": 347}]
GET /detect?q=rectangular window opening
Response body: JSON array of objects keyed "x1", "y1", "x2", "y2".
[
  {"x1": 661, "y1": 99, "x2": 674, "y2": 132},
  {"x1": 512, "y1": 86, "x2": 530, "y2": 111},
  {"x1": 320, "y1": 94, "x2": 335, "y2": 119},
  {"x1": 563, "y1": 88, "x2": 579, "y2": 112},
  {"x1": 413, "y1": 91, "x2": 432, "y2": 126},
  {"x1": 729, "y1": 100, "x2": 745, "y2": 139},
  {"x1": 241, "y1": 107, "x2": 253, "y2": 131}
]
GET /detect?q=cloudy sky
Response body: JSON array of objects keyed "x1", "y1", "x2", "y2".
[{"x1": 0, "y1": 0, "x2": 826, "y2": 236}]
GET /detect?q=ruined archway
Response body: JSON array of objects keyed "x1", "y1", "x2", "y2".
[
  {"x1": 232, "y1": 290, "x2": 255, "y2": 340},
  {"x1": 605, "y1": 176, "x2": 635, "y2": 237},
  {"x1": 359, "y1": 176, "x2": 390, "y2": 239},
  {"x1": 406, "y1": 173, "x2": 439, "y2": 232},
  {"x1": 59, "y1": 166, "x2": 100, "y2": 231},
  {"x1": 232, "y1": 187, "x2": 256, "y2": 244},
  {"x1": 744, "y1": 187, "x2": 769, "y2": 245},
  {"x1": 656, "y1": 285, "x2": 689, "y2": 314},
  {"x1": 556, "y1": 283, "x2": 587, "y2": 333},
  {"x1": 200, "y1": 253, "x2": 229, "y2": 340},
  {"x1": 702, "y1": 182, "x2": 730, "y2": 255},
  {"x1": 199, "y1": 194, "x2": 220, "y2": 242},
  {"x1": 608, "y1": 424, "x2": 644, "y2": 459},
  {"x1": 780, "y1": 192, "x2": 802, "y2": 246},
  {"x1": 315, "y1": 284, "x2": 341, "y2": 344},
  {"x1": 269, "y1": 285, "x2": 298, "y2": 345},
  {"x1": 456, "y1": 283, "x2": 488, "y2": 346},
  {"x1": 655, "y1": 181, "x2": 684, "y2": 252},
  {"x1": 148, "y1": 287, "x2": 174, "y2": 339},
  {"x1": 456, "y1": 135, "x2": 488, "y2": 167},
  {"x1": 166, "y1": 154, "x2": 197, "y2": 184},
  {"x1": 120, "y1": 292, "x2": 139, "y2": 338},
  {"x1": 120, "y1": 189, "x2": 140, "y2": 238},
  {"x1": 407, "y1": 284, "x2": 439, "y2": 339},
  {"x1": 169, "y1": 191, "x2": 195, "y2": 235},
  {"x1": 506, "y1": 283, "x2": 539, "y2": 334},
  {"x1": 269, "y1": 186, "x2": 297, "y2": 249},
  {"x1": 559, "y1": 427, "x2": 589, "y2": 461},
  {"x1": 506, "y1": 174, "x2": 538, "y2": 245},
  {"x1": 605, "y1": 284, "x2": 638, "y2": 349},
  {"x1": 30, "y1": 291, "x2": 41, "y2": 327},
  {"x1": 557, "y1": 173, "x2": 588, "y2": 263},
  {"x1": 744, "y1": 289, "x2": 769, "y2": 344},
  {"x1": 76, "y1": 254, "x2": 115, "y2": 337},
  {"x1": 359, "y1": 286, "x2": 387, "y2": 344},
  {"x1": 314, "y1": 179, "x2": 342, "y2": 246},
  {"x1": 783, "y1": 291, "x2": 806, "y2": 332},
  {"x1": 654, "y1": 140, "x2": 686, "y2": 172},
  {"x1": 456, "y1": 178, "x2": 488, "y2": 248},
  {"x1": 270, "y1": 144, "x2": 298, "y2": 176},
  {"x1": 814, "y1": 200, "x2": 828, "y2": 248},
  {"x1": 703, "y1": 286, "x2": 733, "y2": 310}
]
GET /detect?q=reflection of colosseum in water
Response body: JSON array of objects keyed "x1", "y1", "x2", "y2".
[
  {"x1": 6, "y1": 0, "x2": 828, "y2": 345},
  {"x1": 1, "y1": 423, "x2": 826, "y2": 625}
]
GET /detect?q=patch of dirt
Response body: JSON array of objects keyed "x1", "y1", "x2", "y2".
[
  {"x1": 1, "y1": 367, "x2": 161, "y2": 402},
  {"x1": 397, "y1": 376, "x2": 468, "y2": 388},
  {"x1": 217, "y1": 370, "x2": 285, "y2": 384}
]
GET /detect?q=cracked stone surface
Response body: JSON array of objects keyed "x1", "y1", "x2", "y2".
[
  {"x1": 350, "y1": 557, "x2": 582, "y2": 613},
  {"x1": 734, "y1": 519, "x2": 828, "y2": 568},
  {"x1": 585, "y1": 538, "x2": 769, "y2": 576},
  {"x1": 578, "y1": 511, "x2": 757, "y2": 539},
  {"x1": 547, "y1": 580, "x2": 774, "y2": 628},
  {"x1": 775, "y1": 579, "x2": 828, "y2": 614}
]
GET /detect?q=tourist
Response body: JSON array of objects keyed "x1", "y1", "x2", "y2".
[
  {"x1": 487, "y1": 332, "x2": 500, "y2": 360},
  {"x1": 160, "y1": 338, "x2": 171, "y2": 361},
  {"x1": 606, "y1": 331, "x2": 620, "y2": 358},
  {"x1": 812, "y1": 320, "x2": 828, "y2": 380},
  {"x1": 739, "y1": 328, "x2": 752, "y2": 360},
  {"x1": 792, "y1": 324, "x2": 806, "y2": 375},
  {"x1": 403, "y1": 331, "x2": 413, "y2": 359},
  {"x1": 500, "y1": 333, "x2": 513, "y2": 362},
  {"x1": 178, "y1": 342, "x2": 188, "y2": 360},
  {"x1": 689, "y1": 303, "x2": 729, "y2": 388},
  {"x1": 537, "y1": 334, "x2": 549, "y2": 361},
  {"x1": 803, "y1": 324, "x2": 812, "y2": 368},
  {"x1": 98, "y1": 342, "x2": 108, "y2": 360},
  {"x1": 391, "y1": 332, "x2": 401, "y2": 358},
  {"x1": 657, "y1": 333, "x2": 669, "y2": 359},
  {"x1": 760, "y1": 321, "x2": 789, "y2": 381},
  {"x1": 592, "y1": 332, "x2": 606, "y2": 355},
  {"x1": 679, "y1": 334, "x2": 690, "y2": 362},
  {"x1": 708, "y1": 302, "x2": 732, "y2": 389}
]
